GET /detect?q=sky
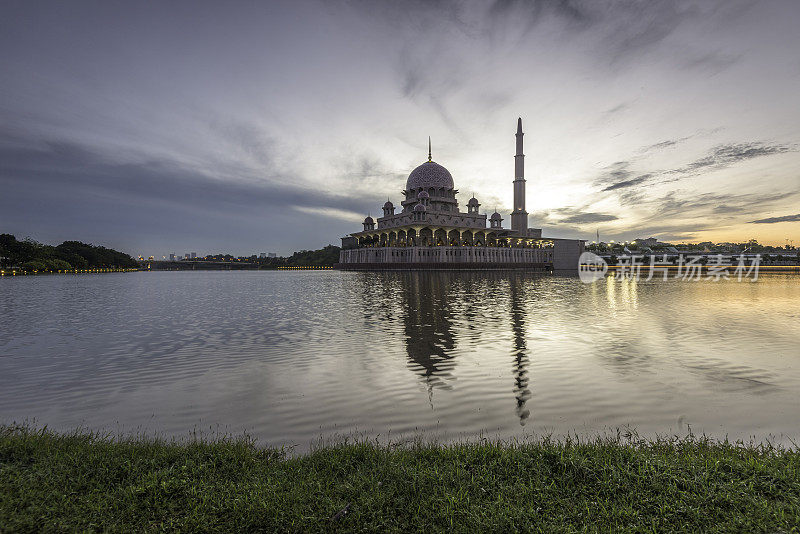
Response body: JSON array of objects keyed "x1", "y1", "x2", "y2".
[{"x1": 1, "y1": 0, "x2": 799, "y2": 257}]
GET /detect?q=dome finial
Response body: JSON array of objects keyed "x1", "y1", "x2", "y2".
[{"x1": 428, "y1": 136, "x2": 432, "y2": 162}]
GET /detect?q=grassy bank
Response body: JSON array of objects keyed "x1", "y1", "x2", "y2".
[{"x1": 1, "y1": 425, "x2": 799, "y2": 532}]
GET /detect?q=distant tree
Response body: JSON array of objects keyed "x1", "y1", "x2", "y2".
[
  {"x1": 285, "y1": 245, "x2": 341, "y2": 267},
  {"x1": 0, "y1": 234, "x2": 138, "y2": 271},
  {"x1": 46, "y1": 258, "x2": 74, "y2": 271},
  {"x1": 22, "y1": 260, "x2": 47, "y2": 271}
]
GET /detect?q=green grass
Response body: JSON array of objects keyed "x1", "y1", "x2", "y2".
[{"x1": 1, "y1": 425, "x2": 799, "y2": 532}]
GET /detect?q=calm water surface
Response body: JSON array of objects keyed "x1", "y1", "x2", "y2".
[{"x1": 1, "y1": 271, "x2": 799, "y2": 449}]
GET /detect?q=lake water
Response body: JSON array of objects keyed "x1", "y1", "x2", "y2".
[{"x1": 1, "y1": 271, "x2": 799, "y2": 450}]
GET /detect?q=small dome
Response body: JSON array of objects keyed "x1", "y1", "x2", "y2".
[
  {"x1": 490, "y1": 211, "x2": 502, "y2": 220},
  {"x1": 467, "y1": 196, "x2": 479, "y2": 206},
  {"x1": 413, "y1": 203, "x2": 427, "y2": 212},
  {"x1": 364, "y1": 215, "x2": 374, "y2": 224},
  {"x1": 417, "y1": 190, "x2": 430, "y2": 199},
  {"x1": 406, "y1": 161, "x2": 454, "y2": 191},
  {"x1": 383, "y1": 200, "x2": 393, "y2": 208}
]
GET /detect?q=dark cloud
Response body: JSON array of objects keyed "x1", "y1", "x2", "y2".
[
  {"x1": 605, "y1": 1, "x2": 698, "y2": 61},
  {"x1": 712, "y1": 204, "x2": 746, "y2": 214},
  {"x1": 616, "y1": 189, "x2": 646, "y2": 206},
  {"x1": 594, "y1": 159, "x2": 655, "y2": 192},
  {"x1": 593, "y1": 160, "x2": 632, "y2": 187},
  {"x1": 653, "y1": 191, "x2": 795, "y2": 219},
  {"x1": 602, "y1": 173, "x2": 652, "y2": 191},
  {"x1": 562, "y1": 212, "x2": 618, "y2": 224},
  {"x1": 482, "y1": 0, "x2": 756, "y2": 71},
  {"x1": 682, "y1": 51, "x2": 741, "y2": 73},
  {"x1": 206, "y1": 118, "x2": 276, "y2": 168},
  {"x1": 0, "y1": 133, "x2": 384, "y2": 254},
  {"x1": 595, "y1": 189, "x2": 799, "y2": 243},
  {"x1": 749, "y1": 213, "x2": 800, "y2": 224},
  {"x1": 488, "y1": 0, "x2": 716, "y2": 64},
  {"x1": 604, "y1": 101, "x2": 632, "y2": 115},
  {"x1": 682, "y1": 142, "x2": 792, "y2": 173},
  {"x1": 347, "y1": 0, "x2": 465, "y2": 29},
  {"x1": 488, "y1": 0, "x2": 594, "y2": 28},
  {"x1": 395, "y1": 47, "x2": 470, "y2": 137},
  {"x1": 598, "y1": 141, "x2": 794, "y2": 194},
  {"x1": 641, "y1": 136, "x2": 692, "y2": 153},
  {"x1": 558, "y1": 211, "x2": 618, "y2": 224},
  {"x1": 0, "y1": 139, "x2": 368, "y2": 215}
]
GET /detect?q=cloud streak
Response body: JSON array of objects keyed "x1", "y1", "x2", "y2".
[
  {"x1": 602, "y1": 174, "x2": 651, "y2": 191},
  {"x1": 749, "y1": 213, "x2": 800, "y2": 224},
  {"x1": 596, "y1": 141, "x2": 794, "y2": 192}
]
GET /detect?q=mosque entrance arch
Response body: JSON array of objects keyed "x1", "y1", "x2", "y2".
[
  {"x1": 448, "y1": 230, "x2": 460, "y2": 246},
  {"x1": 407, "y1": 228, "x2": 417, "y2": 247},
  {"x1": 434, "y1": 228, "x2": 447, "y2": 246},
  {"x1": 419, "y1": 227, "x2": 433, "y2": 247}
]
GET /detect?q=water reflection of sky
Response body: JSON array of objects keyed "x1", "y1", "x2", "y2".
[{"x1": 1, "y1": 271, "x2": 798, "y2": 450}]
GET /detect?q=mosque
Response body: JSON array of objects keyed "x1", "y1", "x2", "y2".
[{"x1": 336, "y1": 118, "x2": 584, "y2": 270}]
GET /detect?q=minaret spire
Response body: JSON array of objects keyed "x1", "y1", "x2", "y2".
[
  {"x1": 428, "y1": 136, "x2": 432, "y2": 162},
  {"x1": 511, "y1": 117, "x2": 528, "y2": 235}
]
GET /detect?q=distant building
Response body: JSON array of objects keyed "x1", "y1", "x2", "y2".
[
  {"x1": 190, "y1": 252, "x2": 197, "y2": 259},
  {"x1": 633, "y1": 237, "x2": 659, "y2": 247},
  {"x1": 169, "y1": 253, "x2": 175, "y2": 261},
  {"x1": 268, "y1": 252, "x2": 277, "y2": 258},
  {"x1": 259, "y1": 253, "x2": 266, "y2": 258}
]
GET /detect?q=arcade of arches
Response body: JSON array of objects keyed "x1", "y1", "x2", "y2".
[{"x1": 356, "y1": 228, "x2": 552, "y2": 249}]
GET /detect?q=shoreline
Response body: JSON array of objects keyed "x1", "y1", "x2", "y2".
[{"x1": 2, "y1": 425, "x2": 798, "y2": 531}]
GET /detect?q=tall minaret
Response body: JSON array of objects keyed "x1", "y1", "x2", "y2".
[{"x1": 511, "y1": 117, "x2": 528, "y2": 235}]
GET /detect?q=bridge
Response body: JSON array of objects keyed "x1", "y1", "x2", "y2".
[{"x1": 140, "y1": 260, "x2": 260, "y2": 271}]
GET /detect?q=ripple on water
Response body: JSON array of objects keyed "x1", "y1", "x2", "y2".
[{"x1": 1, "y1": 271, "x2": 799, "y2": 450}]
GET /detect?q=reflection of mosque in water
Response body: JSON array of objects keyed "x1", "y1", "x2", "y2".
[
  {"x1": 395, "y1": 272, "x2": 533, "y2": 425},
  {"x1": 398, "y1": 272, "x2": 458, "y2": 391},
  {"x1": 509, "y1": 273, "x2": 531, "y2": 424}
]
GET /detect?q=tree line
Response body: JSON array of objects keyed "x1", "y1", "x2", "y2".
[
  {"x1": 0, "y1": 234, "x2": 139, "y2": 271},
  {"x1": 201, "y1": 245, "x2": 341, "y2": 268},
  {"x1": 247, "y1": 245, "x2": 341, "y2": 268}
]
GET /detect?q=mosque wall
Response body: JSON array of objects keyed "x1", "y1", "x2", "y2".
[
  {"x1": 339, "y1": 246, "x2": 552, "y2": 265},
  {"x1": 552, "y1": 239, "x2": 585, "y2": 271}
]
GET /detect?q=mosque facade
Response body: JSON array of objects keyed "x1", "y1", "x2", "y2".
[{"x1": 336, "y1": 118, "x2": 584, "y2": 270}]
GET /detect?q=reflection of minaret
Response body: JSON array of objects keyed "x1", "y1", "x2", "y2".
[
  {"x1": 509, "y1": 274, "x2": 531, "y2": 425},
  {"x1": 399, "y1": 272, "x2": 457, "y2": 395},
  {"x1": 511, "y1": 118, "x2": 528, "y2": 235}
]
